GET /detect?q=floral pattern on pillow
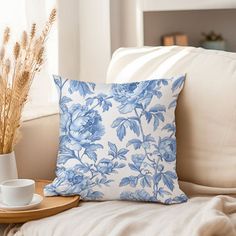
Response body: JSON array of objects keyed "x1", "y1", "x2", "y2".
[{"x1": 44, "y1": 75, "x2": 187, "y2": 204}]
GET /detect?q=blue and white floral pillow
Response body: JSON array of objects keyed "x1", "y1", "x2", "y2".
[{"x1": 44, "y1": 75, "x2": 187, "y2": 204}]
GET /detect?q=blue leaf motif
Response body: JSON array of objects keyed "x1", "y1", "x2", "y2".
[
  {"x1": 154, "y1": 173, "x2": 161, "y2": 184},
  {"x1": 75, "y1": 164, "x2": 90, "y2": 173},
  {"x1": 117, "y1": 124, "x2": 126, "y2": 141},
  {"x1": 165, "y1": 171, "x2": 177, "y2": 179},
  {"x1": 118, "y1": 103, "x2": 135, "y2": 114},
  {"x1": 142, "y1": 94, "x2": 153, "y2": 108},
  {"x1": 129, "y1": 176, "x2": 138, "y2": 187},
  {"x1": 83, "y1": 143, "x2": 103, "y2": 152},
  {"x1": 157, "y1": 113, "x2": 164, "y2": 122},
  {"x1": 61, "y1": 96, "x2": 72, "y2": 104},
  {"x1": 144, "y1": 134, "x2": 155, "y2": 143},
  {"x1": 85, "y1": 97, "x2": 95, "y2": 106},
  {"x1": 117, "y1": 149, "x2": 129, "y2": 160},
  {"x1": 140, "y1": 175, "x2": 152, "y2": 188},
  {"x1": 168, "y1": 194, "x2": 188, "y2": 204},
  {"x1": 113, "y1": 117, "x2": 139, "y2": 141},
  {"x1": 117, "y1": 163, "x2": 126, "y2": 168},
  {"x1": 118, "y1": 149, "x2": 129, "y2": 155},
  {"x1": 127, "y1": 139, "x2": 142, "y2": 150},
  {"x1": 59, "y1": 135, "x2": 70, "y2": 146},
  {"x1": 120, "y1": 190, "x2": 152, "y2": 201},
  {"x1": 83, "y1": 144, "x2": 103, "y2": 162},
  {"x1": 87, "y1": 191, "x2": 104, "y2": 200},
  {"x1": 89, "y1": 94, "x2": 113, "y2": 112},
  {"x1": 157, "y1": 187, "x2": 171, "y2": 198},
  {"x1": 171, "y1": 75, "x2": 185, "y2": 92},
  {"x1": 153, "y1": 116, "x2": 159, "y2": 131},
  {"x1": 102, "y1": 100, "x2": 112, "y2": 112},
  {"x1": 128, "y1": 163, "x2": 140, "y2": 172},
  {"x1": 95, "y1": 177, "x2": 107, "y2": 186},
  {"x1": 57, "y1": 155, "x2": 74, "y2": 165},
  {"x1": 54, "y1": 76, "x2": 62, "y2": 88},
  {"x1": 149, "y1": 105, "x2": 166, "y2": 113},
  {"x1": 162, "y1": 123, "x2": 176, "y2": 133},
  {"x1": 127, "y1": 119, "x2": 140, "y2": 136},
  {"x1": 154, "y1": 90, "x2": 162, "y2": 98},
  {"x1": 145, "y1": 105, "x2": 166, "y2": 130},
  {"x1": 108, "y1": 142, "x2": 117, "y2": 155},
  {"x1": 168, "y1": 99, "x2": 177, "y2": 109},
  {"x1": 108, "y1": 142, "x2": 129, "y2": 160},
  {"x1": 131, "y1": 154, "x2": 145, "y2": 169},
  {"x1": 156, "y1": 79, "x2": 168, "y2": 86},
  {"x1": 144, "y1": 111, "x2": 152, "y2": 123},
  {"x1": 119, "y1": 177, "x2": 130, "y2": 186},
  {"x1": 161, "y1": 79, "x2": 168, "y2": 85},
  {"x1": 85, "y1": 150, "x2": 97, "y2": 162},
  {"x1": 111, "y1": 117, "x2": 126, "y2": 128},
  {"x1": 69, "y1": 81, "x2": 95, "y2": 97},
  {"x1": 162, "y1": 173, "x2": 175, "y2": 191},
  {"x1": 98, "y1": 178, "x2": 113, "y2": 186}
]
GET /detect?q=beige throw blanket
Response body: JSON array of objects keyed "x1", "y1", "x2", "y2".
[{"x1": 5, "y1": 182, "x2": 236, "y2": 236}]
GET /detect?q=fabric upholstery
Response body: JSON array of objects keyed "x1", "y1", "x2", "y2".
[
  {"x1": 16, "y1": 46, "x2": 236, "y2": 189},
  {"x1": 107, "y1": 46, "x2": 236, "y2": 188}
]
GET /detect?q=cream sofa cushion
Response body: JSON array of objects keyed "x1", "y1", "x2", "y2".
[
  {"x1": 15, "y1": 114, "x2": 59, "y2": 180},
  {"x1": 107, "y1": 46, "x2": 236, "y2": 188}
]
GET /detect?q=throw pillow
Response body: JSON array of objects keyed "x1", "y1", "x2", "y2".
[{"x1": 44, "y1": 75, "x2": 187, "y2": 204}]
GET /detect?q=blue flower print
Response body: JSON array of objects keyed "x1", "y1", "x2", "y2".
[
  {"x1": 120, "y1": 189, "x2": 153, "y2": 202},
  {"x1": 68, "y1": 105, "x2": 105, "y2": 144},
  {"x1": 111, "y1": 80, "x2": 161, "y2": 114},
  {"x1": 153, "y1": 137, "x2": 176, "y2": 162},
  {"x1": 44, "y1": 75, "x2": 187, "y2": 204},
  {"x1": 97, "y1": 159, "x2": 115, "y2": 175}
]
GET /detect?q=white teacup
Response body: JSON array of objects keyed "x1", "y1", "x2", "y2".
[{"x1": 0, "y1": 179, "x2": 35, "y2": 206}]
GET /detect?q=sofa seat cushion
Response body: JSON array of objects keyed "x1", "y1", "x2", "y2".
[
  {"x1": 107, "y1": 46, "x2": 236, "y2": 188},
  {"x1": 11, "y1": 183, "x2": 236, "y2": 236}
]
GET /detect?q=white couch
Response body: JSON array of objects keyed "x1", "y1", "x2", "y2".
[{"x1": 4, "y1": 46, "x2": 236, "y2": 236}]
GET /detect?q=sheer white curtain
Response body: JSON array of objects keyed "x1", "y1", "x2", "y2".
[{"x1": 0, "y1": 0, "x2": 58, "y2": 120}]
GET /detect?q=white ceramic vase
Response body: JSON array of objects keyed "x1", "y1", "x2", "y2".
[{"x1": 0, "y1": 152, "x2": 18, "y2": 183}]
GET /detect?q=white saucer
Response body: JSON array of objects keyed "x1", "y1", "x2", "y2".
[{"x1": 0, "y1": 194, "x2": 43, "y2": 211}]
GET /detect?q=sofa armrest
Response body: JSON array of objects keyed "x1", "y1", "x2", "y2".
[{"x1": 15, "y1": 114, "x2": 59, "y2": 180}]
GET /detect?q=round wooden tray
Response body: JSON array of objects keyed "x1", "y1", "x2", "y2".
[{"x1": 0, "y1": 180, "x2": 80, "y2": 223}]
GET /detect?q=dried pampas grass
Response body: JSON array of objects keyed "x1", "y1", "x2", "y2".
[{"x1": 0, "y1": 8, "x2": 56, "y2": 154}]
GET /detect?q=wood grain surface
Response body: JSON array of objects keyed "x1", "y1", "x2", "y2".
[{"x1": 0, "y1": 180, "x2": 80, "y2": 223}]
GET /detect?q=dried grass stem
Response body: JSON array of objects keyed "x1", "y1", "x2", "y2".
[{"x1": 0, "y1": 8, "x2": 56, "y2": 154}]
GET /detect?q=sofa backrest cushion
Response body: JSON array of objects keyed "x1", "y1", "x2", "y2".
[{"x1": 107, "y1": 46, "x2": 236, "y2": 188}]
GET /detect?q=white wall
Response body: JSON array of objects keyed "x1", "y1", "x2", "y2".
[
  {"x1": 58, "y1": 0, "x2": 111, "y2": 82},
  {"x1": 57, "y1": 0, "x2": 80, "y2": 81},
  {"x1": 56, "y1": 0, "x2": 143, "y2": 83},
  {"x1": 144, "y1": 9, "x2": 236, "y2": 52},
  {"x1": 141, "y1": 0, "x2": 236, "y2": 11},
  {"x1": 57, "y1": 0, "x2": 236, "y2": 83},
  {"x1": 110, "y1": 0, "x2": 144, "y2": 51},
  {"x1": 79, "y1": 0, "x2": 111, "y2": 82},
  {"x1": 120, "y1": 0, "x2": 139, "y2": 47},
  {"x1": 110, "y1": 0, "x2": 121, "y2": 53}
]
